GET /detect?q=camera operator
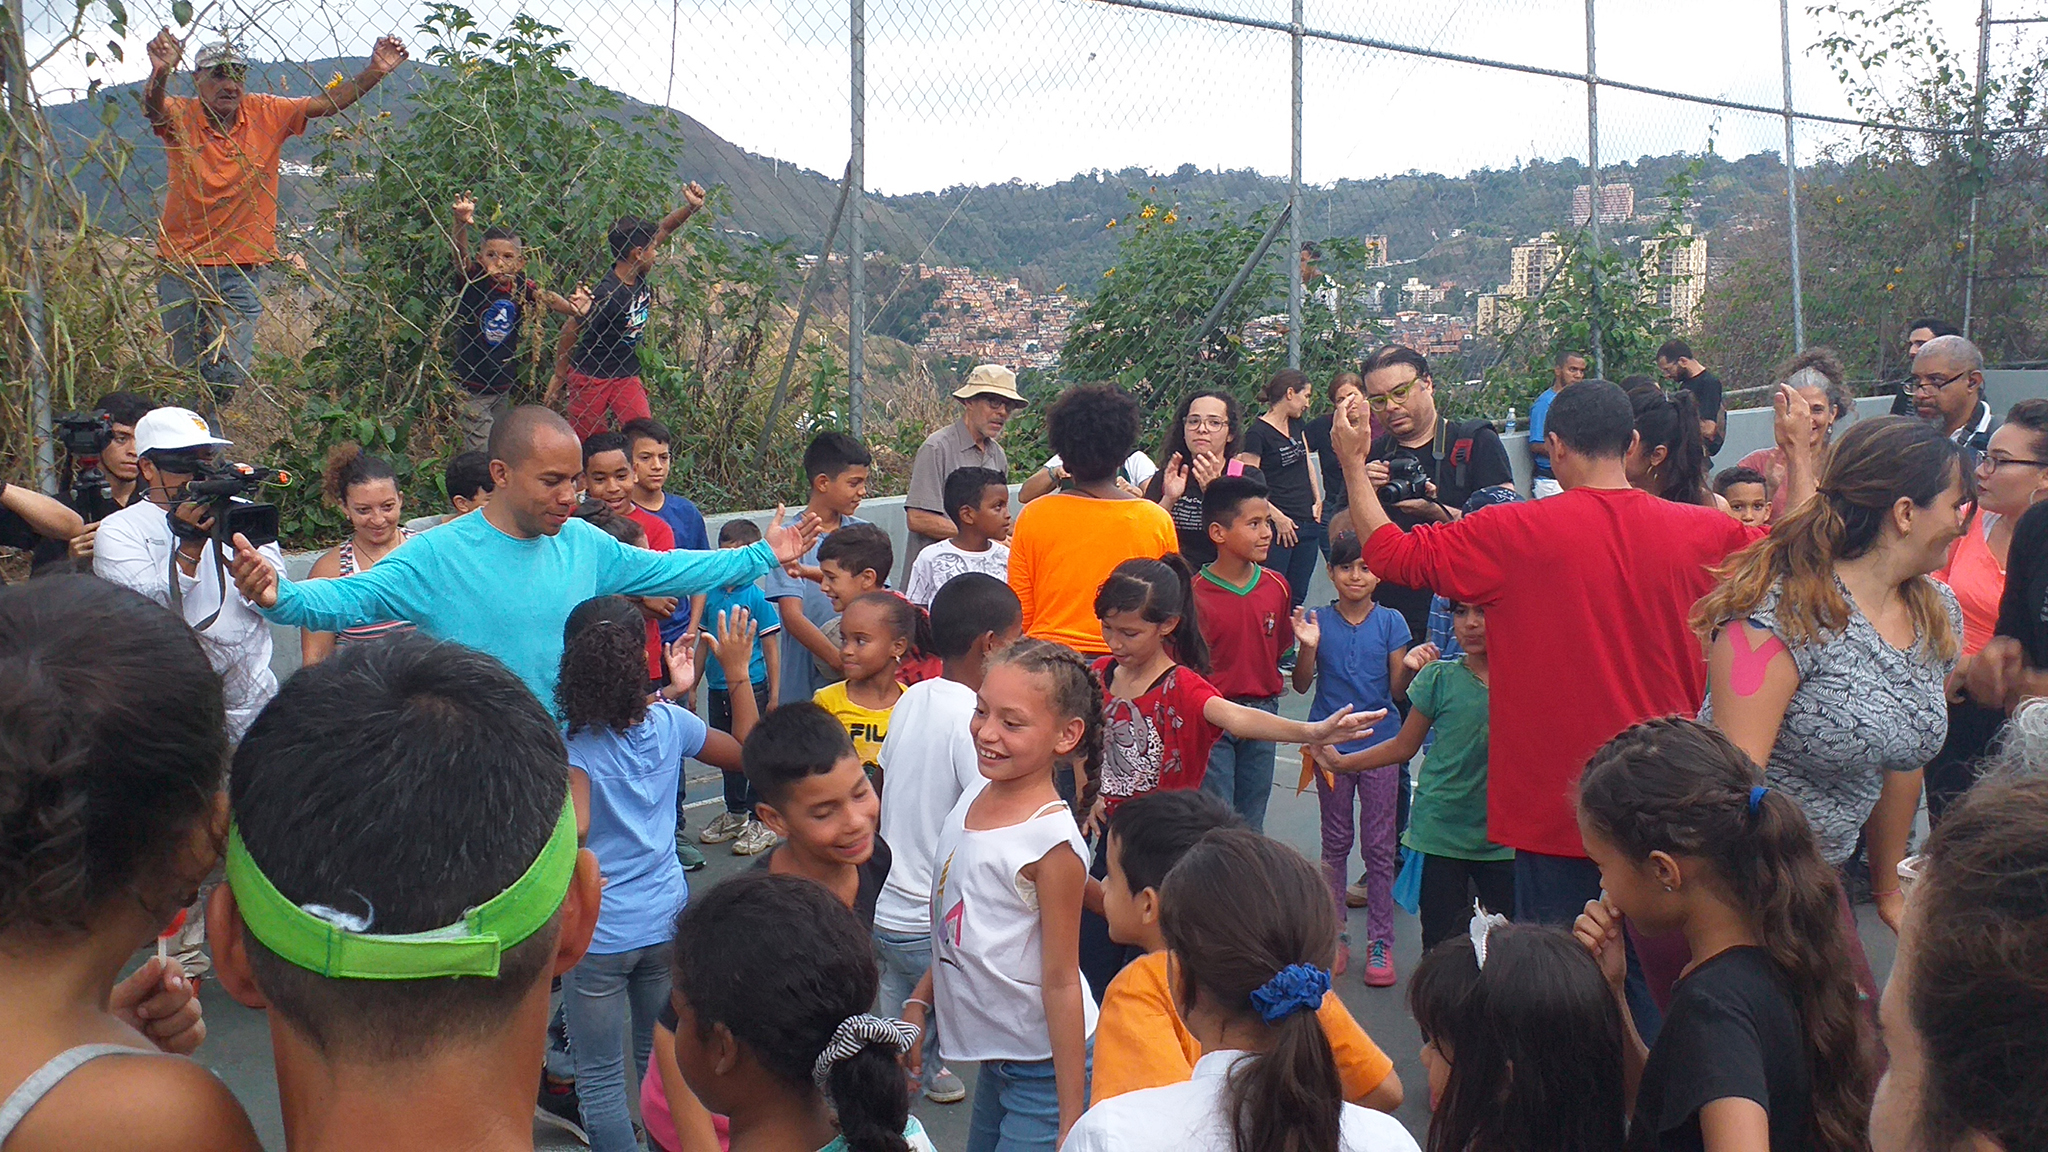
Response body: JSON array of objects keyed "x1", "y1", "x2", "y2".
[
  {"x1": 1352, "y1": 345, "x2": 1514, "y2": 638},
  {"x1": 94, "y1": 407, "x2": 285, "y2": 741},
  {"x1": 47, "y1": 390, "x2": 153, "y2": 569}
]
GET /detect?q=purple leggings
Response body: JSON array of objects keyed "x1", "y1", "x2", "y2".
[{"x1": 1317, "y1": 763, "x2": 1398, "y2": 944}]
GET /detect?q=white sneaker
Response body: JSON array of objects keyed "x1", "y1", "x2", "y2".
[
  {"x1": 732, "y1": 819, "x2": 778, "y2": 856},
  {"x1": 1345, "y1": 879, "x2": 1370, "y2": 909},
  {"x1": 699, "y1": 811, "x2": 748, "y2": 844}
]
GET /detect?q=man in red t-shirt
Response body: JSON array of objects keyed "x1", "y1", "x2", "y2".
[{"x1": 1331, "y1": 377, "x2": 1816, "y2": 924}]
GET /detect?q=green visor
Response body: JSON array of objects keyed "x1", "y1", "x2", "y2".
[{"x1": 224, "y1": 797, "x2": 578, "y2": 980}]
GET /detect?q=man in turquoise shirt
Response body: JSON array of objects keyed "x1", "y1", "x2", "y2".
[{"x1": 229, "y1": 407, "x2": 819, "y2": 712}]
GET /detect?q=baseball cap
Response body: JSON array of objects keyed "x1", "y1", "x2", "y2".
[
  {"x1": 193, "y1": 42, "x2": 248, "y2": 71},
  {"x1": 952, "y1": 364, "x2": 1024, "y2": 405},
  {"x1": 134, "y1": 407, "x2": 233, "y2": 456}
]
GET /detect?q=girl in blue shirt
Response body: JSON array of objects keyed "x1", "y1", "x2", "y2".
[{"x1": 556, "y1": 596, "x2": 760, "y2": 1152}]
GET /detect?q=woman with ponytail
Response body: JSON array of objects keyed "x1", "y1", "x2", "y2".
[
  {"x1": 669, "y1": 871, "x2": 934, "y2": 1152},
  {"x1": 1575, "y1": 718, "x2": 1875, "y2": 1152},
  {"x1": 1625, "y1": 384, "x2": 1717, "y2": 508},
  {"x1": 1692, "y1": 416, "x2": 1968, "y2": 958},
  {"x1": 300, "y1": 442, "x2": 414, "y2": 664},
  {"x1": 1064, "y1": 829, "x2": 1420, "y2": 1152}
]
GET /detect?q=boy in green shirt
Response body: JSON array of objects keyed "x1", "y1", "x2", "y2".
[{"x1": 1314, "y1": 598, "x2": 1510, "y2": 950}]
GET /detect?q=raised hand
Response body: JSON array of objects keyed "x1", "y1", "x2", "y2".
[
  {"x1": 148, "y1": 26, "x2": 183, "y2": 73},
  {"x1": 1308, "y1": 703, "x2": 1386, "y2": 747},
  {"x1": 567, "y1": 282, "x2": 593, "y2": 316},
  {"x1": 763, "y1": 505, "x2": 824, "y2": 566},
  {"x1": 662, "y1": 634, "x2": 699, "y2": 695},
  {"x1": 1290, "y1": 606, "x2": 1320, "y2": 650},
  {"x1": 110, "y1": 955, "x2": 205, "y2": 1055},
  {"x1": 452, "y1": 192, "x2": 476, "y2": 224},
  {"x1": 1158, "y1": 453, "x2": 1189, "y2": 505},
  {"x1": 367, "y1": 34, "x2": 409, "y2": 76},
  {"x1": 1572, "y1": 895, "x2": 1628, "y2": 993},
  {"x1": 1403, "y1": 642, "x2": 1441, "y2": 671},
  {"x1": 1190, "y1": 449, "x2": 1227, "y2": 489},
  {"x1": 680, "y1": 181, "x2": 708, "y2": 214},
  {"x1": 712, "y1": 607, "x2": 758, "y2": 678},
  {"x1": 1331, "y1": 391, "x2": 1371, "y2": 460},
  {"x1": 228, "y1": 533, "x2": 279, "y2": 608}
]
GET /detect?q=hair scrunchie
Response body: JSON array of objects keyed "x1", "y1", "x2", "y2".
[
  {"x1": 810, "y1": 1014, "x2": 920, "y2": 1090},
  {"x1": 1748, "y1": 784, "x2": 1770, "y2": 814},
  {"x1": 1249, "y1": 962, "x2": 1331, "y2": 1025}
]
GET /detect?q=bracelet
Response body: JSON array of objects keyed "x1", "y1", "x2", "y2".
[
  {"x1": 903, "y1": 997, "x2": 933, "y2": 1014},
  {"x1": 1869, "y1": 887, "x2": 1902, "y2": 898}
]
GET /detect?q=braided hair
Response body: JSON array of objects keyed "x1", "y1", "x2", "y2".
[{"x1": 987, "y1": 638, "x2": 1105, "y2": 795}]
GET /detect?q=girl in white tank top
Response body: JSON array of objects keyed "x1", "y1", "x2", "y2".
[{"x1": 908, "y1": 640, "x2": 1103, "y2": 1151}]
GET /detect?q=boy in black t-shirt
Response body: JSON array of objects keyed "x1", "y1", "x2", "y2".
[
  {"x1": 546, "y1": 183, "x2": 707, "y2": 440},
  {"x1": 447, "y1": 194, "x2": 589, "y2": 451}
]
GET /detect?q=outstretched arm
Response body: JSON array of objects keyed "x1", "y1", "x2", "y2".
[
  {"x1": 650, "y1": 182, "x2": 709, "y2": 250},
  {"x1": 144, "y1": 27, "x2": 180, "y2": 128},
  {"x1": 1320, "y1": 706, "x2": 1430, "y2": 774},
  {"x1": 1203, "y1": 696, "x2": 1385, "y2": 747},
  {"x1": 306, "y1": 35, "x2": 408, "y2": 119}
]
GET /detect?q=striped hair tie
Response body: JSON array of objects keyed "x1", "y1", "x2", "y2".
[{"x1": 810, "y1": 1014, "x2": 920, "y2": 1090}]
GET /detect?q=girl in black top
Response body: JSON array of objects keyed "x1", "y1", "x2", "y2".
[
  {"x1": 1575, "y1": 718, "x2": 1875, "y2": 1152},
  {"x1": 1145, "y1": 390, "x2": 1262, "y2": 567},
  {"x1": 1239, "y1": 368, "x2": 1321, "y2": 608}
]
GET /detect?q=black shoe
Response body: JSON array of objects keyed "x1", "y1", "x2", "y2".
[{"x1": 537, "y1": 1072, "x2": 583, "y2": 1135}]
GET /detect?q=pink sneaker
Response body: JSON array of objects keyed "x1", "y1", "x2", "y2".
[
  {"x1": 1333, "y1": 936, "x2": 1351, "y2": 977},
  {"x1": 1363, "y1": 939, "x2": 1396, "y2": 988}
]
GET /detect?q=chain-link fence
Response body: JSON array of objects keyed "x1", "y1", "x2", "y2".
[{"x1": 2, "y1": 0, "x2": 2042, "y2": 526}]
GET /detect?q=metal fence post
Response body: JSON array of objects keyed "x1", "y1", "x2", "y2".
[
  {"x1": 1963, "y1": 0, "x2": 1991, "y2": 338},
  {"x1": 1780, "y1": 0, "x2": 1806, "y2": 352},
  {"x1": 1, "y1": 2, "x2": 54, "y2": 492},
  {"x1": 1584, "y1": 0, "x2": 1603, "y2": 379},
  {"x1": 1287, "y1": 0, "x2": 1302, "y2": 371},
  {"x1": 848, "y1": 0, "x2": 866, "y2": 437}
]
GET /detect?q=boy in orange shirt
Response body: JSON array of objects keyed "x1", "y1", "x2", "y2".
[{"x1": 1090, "y1": 789, "x2": 1405, "y2": 1109}]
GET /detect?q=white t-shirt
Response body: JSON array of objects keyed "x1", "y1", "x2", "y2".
[
  {"x1": 1044, "y1": 452, "x2": 1159, "y2": 489},
  {"x1": 93, "y1": 500, "x2": 285, "y2": 742},
  {"x1": 1062, "y1": 1050, "x2": 1421, "y2": 1152},
  {"x1": 931, "y1": 795, "x2": 1098, "y2": 1063},
  {"x1": 902, "y1": 538, "x2": 1011, "y2": 608},
  {"x1": 875, "y1": 678, "x2": 987, "y2": 934}
]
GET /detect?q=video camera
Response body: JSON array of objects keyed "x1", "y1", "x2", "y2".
[
  {"x1": 54, "y1": 410, "x2": 114, "y2": 504},
  {"x1": 169, "y1": 458, "x2": 292, "y2": 549}
]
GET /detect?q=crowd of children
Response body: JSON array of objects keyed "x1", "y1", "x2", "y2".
[{"x1": 11, "y1": 319, "x2": 2048, "y2": 1152}]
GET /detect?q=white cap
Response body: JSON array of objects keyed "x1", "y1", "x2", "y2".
[{"x1": 134, "y1": 407, "x2": 233, "y2": 456}]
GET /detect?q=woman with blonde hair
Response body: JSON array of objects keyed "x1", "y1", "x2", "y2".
[{"x1": 1693, "y1": 415, "x2": 1971, "y2": 996}]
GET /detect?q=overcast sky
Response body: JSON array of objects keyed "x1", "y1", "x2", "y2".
[{"x1": 31, "y1": 0, "x2": 2009, "y2": 192}]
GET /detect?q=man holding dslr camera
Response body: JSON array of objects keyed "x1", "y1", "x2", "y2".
[
  {"x1": 95, "y1": 406, "x2": 286, "y2": 741},
  {"x1": 1349, "y1": 345, "x2": 1515, "y2": 638},
  {"x1": 47, "y1": 390, "x2": 154, "y2": 567}
]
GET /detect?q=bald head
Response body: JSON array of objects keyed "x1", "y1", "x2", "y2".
[
  {"x1": 1914, "y1": 334, "x2": 1984, "y2": 376},
  {"x1": 488, "y1": 405, "x2": 578, "y2": 467}
]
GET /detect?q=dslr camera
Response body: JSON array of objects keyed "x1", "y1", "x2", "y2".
[
  {"x1": 54, "y1": 410, "x2": 114, "y2": 503},
  {"x1": 171, "y1": 458, "x2": 291, "y2": 549},
  {"x1": 1379, "y1": 456, "x2": 1433, "y2": 505}
]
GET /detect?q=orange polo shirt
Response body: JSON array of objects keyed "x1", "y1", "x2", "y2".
[
  {"x1": 154, "y1": 94, "x2": 312, "y2": 266},
  {"x1": 1091, "y1": 950, "x2": 1396, "y2": 1104}
]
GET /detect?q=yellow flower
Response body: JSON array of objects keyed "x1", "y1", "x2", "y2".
[
  {"x1": 1106, "y1": 218, "x2": 1117, "y2": 229},
  {"x1": 1163, "y1": 212, "x2": 1178, "y2": 225},
  {"x1": 1141, "y1": 205, "x2": 1157, "y2": 220},
  {"x1": 1886, "y1": 282, "x2": 1896, "y2": 291},
  {"x1": 1835, "y1": 195, "x2": 1845, "y2": 203},
  {"x1": 1893, "y1": 266, "x2": 1903, "y2": 274},
  {"x1": 327, "y1": 71, "x2": 346, "y2": 90},
  {"x1": 1104, "y1": 268, "x2": 1115, "y2": 277}
]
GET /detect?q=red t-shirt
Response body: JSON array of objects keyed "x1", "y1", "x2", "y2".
[
  {"x1": 1362, "y1": 487, "x2": 1762, "y2": 858},
  {"x1": 1191, "y1": 565, "x2": 1295, "y2": 699},
  {"x1": 625, "y1": 507, "x2": 677, "y2": 680},
  {"x1": 1092, "y1": 657, "x2": 1225, "y2": 810}
]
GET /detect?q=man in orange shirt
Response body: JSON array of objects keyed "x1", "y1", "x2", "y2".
[{"x1": 144, "y1": 27, "x2": 408, "y2": 412}]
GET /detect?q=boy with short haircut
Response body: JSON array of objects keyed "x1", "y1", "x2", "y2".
[
  {"x1": 904, "y1": 465, "x2": 1012, "y2": 608},
  {"x1": 696, "y1": 517, "x2": 784, "y2": 858},
  {"x1": 583, "y1": 431, "x2": 679, "y2": 688},
  {"x1": 741, "y1": 702, "x2": 890, "y2": 924},
  {"x1": 623, "y1": 417, "x2": 710, "y2": 654},
  {"x1": 1290, "y1": 530, "x2": 1415, "y2": 986},
  {"x1": 1714, "y1": 465, "x2": 1773, "y2": 529},
  {"x1": 1191, "y1": 474, "x2": 1296, "y2": 834},
  {"x1": 448, "y1": 194, "x2": 588, "y2": 452},
  {"x1": 873, "y1": 573, "x2": 1022, "y2": 1104},
  {"x1": 764, "y1": 432, "x2": 871, "y2": 705},
  {"x1": 817, "y1": 522, "x2": 894, "y2": 615},
  {"x1": 211, "y1": 634, "x2": 602, "y2": 1151},
  {"x1": 546, "y1": 184, "x2": 707, "y2": 439},
  {"x1": 403, "y1": 449, "x2": 494, "y2": 533},
  {"x1": 1091, "y1": 789, "x2": 1402, "y2": 1110}
]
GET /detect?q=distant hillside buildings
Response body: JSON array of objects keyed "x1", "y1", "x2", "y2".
[
  {"x1": 912, "y1": 264, "x2": 1077, "y2": 371},
  {"x1": 1475, "y1": 207, "x2": 1708, "y2": 337}
]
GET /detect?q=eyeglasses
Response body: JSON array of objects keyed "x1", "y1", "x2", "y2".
[
  {"x1": 1909, "y1": 368, "x2": 1972, "y2": 394},
  {"x1": 1978, "y1": 453, "x2": 2048, "y2": 473},
  {"x1": 1365, "y1": 378, "x2": 1423, "y2": 409},
  {"x1": 1182, "y1": 416, "x2": 1228, "y2": 432}
]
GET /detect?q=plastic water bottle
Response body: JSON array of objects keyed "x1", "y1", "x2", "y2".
[{"x1": 1505, "y1": 407, "x2": 1517, "y2": 435}]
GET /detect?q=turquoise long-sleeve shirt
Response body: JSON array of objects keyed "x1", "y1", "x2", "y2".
[{"x1": 261, "y1": 512, "x2": 779, "y2": 713}]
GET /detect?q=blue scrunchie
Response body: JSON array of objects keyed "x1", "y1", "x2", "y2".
[
  {"x1": 1249, "y1": 963, "x2": 1331, "y2": 1025},
  {"x1": 1749, "y1": 785, "x2": 1770, "y2": 814}
]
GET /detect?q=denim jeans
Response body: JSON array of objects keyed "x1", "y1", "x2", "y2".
[
  {"x1": 563, "y1": 943, "x2": 672, "y2": 1152},
  {"x1": 1513, "y1": 850, "x2": 1663, "y2": 1045},
  {"x1": 966, "y1": 1050, "x2": 1092, "y2": 1152},
  {"x1": 1264, "y1": 518, "x2": 1324, "y2": 610},
  {"x1": 1201, "y1": 696, "x2": 1279, "y2": 833},
  {"x1": 873, "y1": 926, "x2": 943, "y2": 1090},
  {"x1": 159, "y1": 264, "x2": 263, "y2": 407}
]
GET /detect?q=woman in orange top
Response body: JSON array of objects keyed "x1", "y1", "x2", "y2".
[{"x1": 1010, "y1": 385, "x2": 1178, "y2": 655}]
